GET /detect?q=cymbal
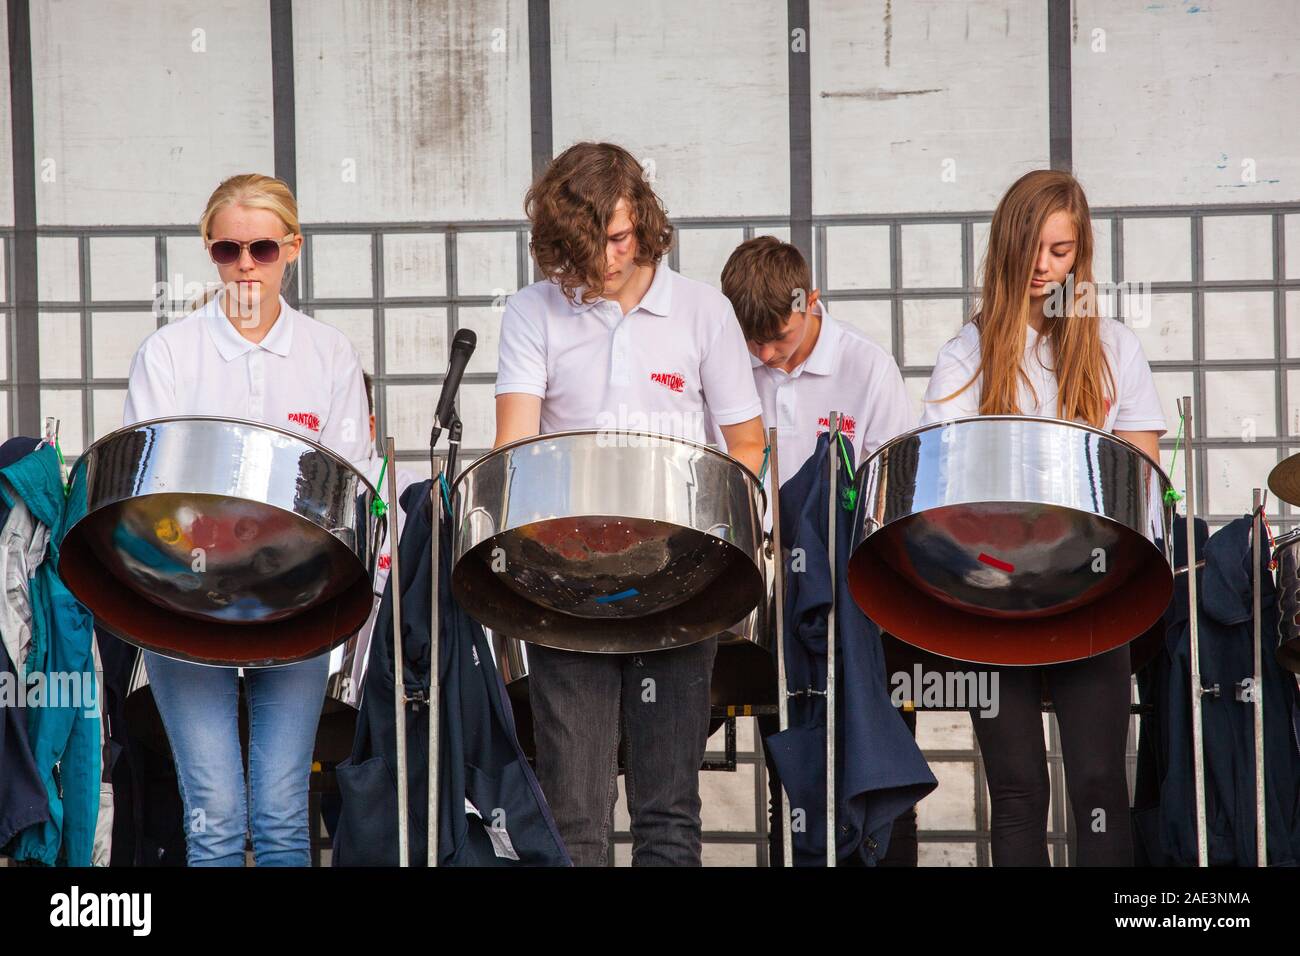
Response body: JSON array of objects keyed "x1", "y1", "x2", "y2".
[{"x1": 1268, "y1": 452, "x2": 1300, "y2": 507}]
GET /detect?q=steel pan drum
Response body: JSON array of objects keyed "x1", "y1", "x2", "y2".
[
  {"x1": 61, "y1": 417, "x2": 383, "y2": 667},
  {"x1": 488, "y1": 631, "x2": 535, "y2": 757},
  {"x1": 847, "y1": 416, "x2": 1174, "y2": 666},
  {"x1": 713, "y1": 535, "x2": 776, "y2": 706},
  {"x1": 452, "y1": 430, "x2": 765, "y2": 654}
]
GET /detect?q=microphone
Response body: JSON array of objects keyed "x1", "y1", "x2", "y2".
[{"x1": 430, "y1": 328, "x2": 477, "y2": 449}]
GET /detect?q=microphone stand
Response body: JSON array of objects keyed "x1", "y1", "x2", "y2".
[
  {"x1": 423, "y1": 406, "x2": 459, "y2": 867},
  {"x1": 422, "y1": 325, "x2": 472, "y2": 865}
]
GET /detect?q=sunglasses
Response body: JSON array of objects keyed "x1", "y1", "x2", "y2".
[{"x1": 206, "y1": 234, "x2": 297, "y2": 266}]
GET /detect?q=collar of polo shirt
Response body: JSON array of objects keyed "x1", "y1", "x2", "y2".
[
  {"x1": 750, "y1": 301, "x2": 841, "y2": 377},
  {"x1": 563, "y1": 260, "x2": 674, "y2": 317},
  {"x1": 203, "y1": 294, "x2": 296, "y2": 361}
]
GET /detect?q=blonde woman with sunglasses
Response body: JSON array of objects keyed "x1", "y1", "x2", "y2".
[{"x1": 122, "y1": 173, "x2": 372, "y2": 866}]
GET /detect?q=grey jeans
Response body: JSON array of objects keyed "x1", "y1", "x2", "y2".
[{"x1": 528, "y1": 636, "x2": 718, "y2": 867}]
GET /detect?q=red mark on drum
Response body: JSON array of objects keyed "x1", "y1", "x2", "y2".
[{"x1": 977, "y1": 552, "x2": 1015, "y2": 573}]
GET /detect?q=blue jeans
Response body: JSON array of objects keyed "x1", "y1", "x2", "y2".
[
  {"x1": 144, "y1": 650, "x2": 328, "y2": 867},
  {"x1": 528, "y1": 637, "x2": 717, "y2": 867}
]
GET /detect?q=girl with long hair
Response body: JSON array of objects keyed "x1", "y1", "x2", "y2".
[{"x1": 921, "y1": 169, "x2": 1166, "y2": 865}]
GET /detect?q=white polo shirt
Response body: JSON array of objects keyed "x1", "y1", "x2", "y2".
[
  {"x1": 495, "y1": 262, "x2": 762, "y2": 442},
  {"x1": 919, "y1": 317, "x2": 1167, "y2": 434},
  {"x1": 123, "y1": 294, "x2": 373, "y2": 468},
  {"x1": 709, "y1": 303, "x2": 913, "y2": 476}
]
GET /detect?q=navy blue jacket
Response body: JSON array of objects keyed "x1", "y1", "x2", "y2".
[
  {"x1": 0, "y1": 640, "x2": 48, "y2": 850},
  {"x1": 0, "y1": 437, "x2": 48, "y2": 852},
  {"x1": 0, "y1": 438, "x2": 49, "y2": 851},
  {"x1": 1136, "y1": 516, "x2": 1300, "y2": 866},
  {"x1": 764, "y1": 433, "x2": 937, "y2": 865},
  {"x1": 333, "y1": 481, "x2": 570, "y2": 866}
]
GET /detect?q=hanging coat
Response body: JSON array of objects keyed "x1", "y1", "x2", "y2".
[
  {"x1": 764, "y1": 433, "x2": 937, "y2": 865},
  {"x1": 1136, "y1": 515, "x2": 1300, "y2": 866},
  {"x1": 2, "y1": 443, "x2": 99, "y2": 866},
  {"x1": 333, "y1": 480, "x2": 570, "y2": 866},
  {"x1": 0, "y1": 437, "x2": 49, "y2": 850},
  {"x1": 0, "y1": 639, "x2": 48, "y2": 850}
]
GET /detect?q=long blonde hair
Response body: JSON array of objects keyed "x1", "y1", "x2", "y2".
[
  {"x1": 940, "y1": 169, "x2": 1113, "y2": 426},
  {"x1": 191, "y1": 173, "x2": 301, "y2": 310}
]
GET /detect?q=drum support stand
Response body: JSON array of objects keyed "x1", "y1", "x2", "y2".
[
  {"x1": 768, "y1": 427, "x2": 794, "y2": 868},
  {"x1": 826, "y1": 412, "x2": 840, "y2": 868},
  {"x1": 426, "y1": 415, "x2": 458, "y2": 867},
  {"x1": 1251, "y1": 488, "x2": 1268, "y2": 867},
  {"x1": 386, "y1": 436, "x2": 411, "y2": 866},
  {"x1": 386, "y1": 419, "x2": 450, "y2": 868},
  {"x1": 1177, "y1": 396, "x2": 1209, "y2": 867}
]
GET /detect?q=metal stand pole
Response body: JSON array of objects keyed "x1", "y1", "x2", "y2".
[
  {"x1": 1177, "y1": 397, "x2": 1208, "y2": 868},
  {"x1": 1251, "y1": 489, "x2": 1267, "y2": 867},
  {"x1": 428, "y1": 450, "x2": 443, "y2": 868},
  {"x1": 768, "y1": 426, "x2": 794, "y2": 868},
  {"x1": 826, "y1": 412, "x2": 840, "y2": 868},
  {"x1": 386, "y1": 436, "x2": 409, "y2": 867}
]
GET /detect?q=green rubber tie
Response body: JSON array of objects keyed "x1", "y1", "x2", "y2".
[
  {"x1": 836, "y1": 430, "x2": 857, "y2": 512},
  {"x1": 370, "y1": 455, "x2": 389, "y2": 518},
  {"x1": 1163, "y1": 412, "x2": 1185, "y2": 506},
  {"x1": 438, "y1": 472, "x2": 453, "y2": 516},
  {"x1": 758, "y1": 444, "x2": 770, "y2": 484},
  {"x1": 54, "y1": 437, "x2": 69, "y2": 497}
]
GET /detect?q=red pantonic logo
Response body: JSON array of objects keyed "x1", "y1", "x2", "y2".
[
  {"x1": 649, "y1": 371, "x2": 685, "y2": 393},
  {"x1": 817, "y1": 414, "x2": 856, "y2": 439},
  {"x1": 287, "y1": 411, "x2": 321, "y2": 432}
]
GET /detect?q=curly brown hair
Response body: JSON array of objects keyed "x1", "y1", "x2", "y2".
[{"x1": 525, "y1": 142, "x2": 674, "y2": 304}]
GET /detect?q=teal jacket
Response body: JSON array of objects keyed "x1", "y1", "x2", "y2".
[{"x1": 2, "y1": 445, "x2": 99, "y2": 866}]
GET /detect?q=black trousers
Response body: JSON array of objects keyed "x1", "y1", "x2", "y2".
[
  {"x1": 529, "y1": 638, "x2": 717, "y2": 867},
  {"x1": 968, "y1": 645, "x2": 1134, "y2": 866}
]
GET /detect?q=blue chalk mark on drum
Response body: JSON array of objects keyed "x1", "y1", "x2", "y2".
[{"x1": 595, "y1": 588, "x2": 640, "y2": 604}]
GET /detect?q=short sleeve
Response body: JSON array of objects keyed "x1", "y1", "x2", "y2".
[
  {"x1": 495, "y1": 294, "x2": 548, "y2": 399},
  {"x1": 700, "y1": 305, "x2": 762, "y2": 427},
  {"x1": 858, "y1": 356, "x2": 914, "y2": 462},
  {"x1": 319, "y1": 338, "x2": 374, "y2": 467},
  {"x1": 123, "y1": 334, "x2": 176, "y2": 426},
  {"x1": 919, "y1": 333, "x2": 981, "y2": 426},
  {"x1": 1113, "y1": 330, "x2": 1167, "y2": 436},
  {"x1": 703, "y1": 409, "x2": 727, "y2": 449}
]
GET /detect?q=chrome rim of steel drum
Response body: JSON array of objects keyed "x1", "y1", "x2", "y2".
[
  {"x1": 61, "y1": 416, "x2": 384, "y2": 667},
  {"x1": 451, "y1": 429, "x2": 765, "y2": 654},
  {"x1": 1273, "y1": 531, "x2": 1300, "y2": 673},
  {"x1": 1266, "y1": 453, "x2": 1300, "y2": 509},
  {"x1": 713, "y1": 535, "x2": 776, "y2": 707},
  {"x1": 847, "y1": 416, "x2": 1175, "y2": 666}
]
